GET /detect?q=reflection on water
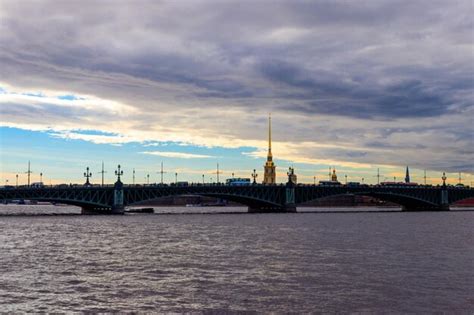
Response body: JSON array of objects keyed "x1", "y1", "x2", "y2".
[{"x1": 0, "y1": 205, "x2": 473, "y2": 312}]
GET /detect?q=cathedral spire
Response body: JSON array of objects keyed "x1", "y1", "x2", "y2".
[
  {"x1": 263, "y1": 113, "x2": 276, "y2": 184},
  {"x1": 267, "y1": 113, "x2": 272, "y2": 159},
  {"x1": 405, "y1": 166, "x2": 410, "y2": 183}
]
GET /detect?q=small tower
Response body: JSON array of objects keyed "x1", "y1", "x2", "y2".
[
  {"x1": 405, "y1": 166, "x2": 410, "y2": 183},
  {"x1": 263, "y1": 114, "x2": 276, "y2": 184},
  {"x1": 331, "y1": 168, "x2": 338, "y2": 182}
]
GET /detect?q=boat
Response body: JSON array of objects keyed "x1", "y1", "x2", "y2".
[{"x1": 125, "y1": 207, "x2": 154, "y2": 214}]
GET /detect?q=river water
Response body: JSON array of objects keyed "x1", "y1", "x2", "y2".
[{"x1": 0, "y1": 205, "x2": 473, "y2": 312}]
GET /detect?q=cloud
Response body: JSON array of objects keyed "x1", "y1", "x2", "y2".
[
  {"x1": 0, "y1": 1, "x2": 472, "y2": 174},
  {"x1": 140, "y1": 151, "x2": 215, "y2": 159}
]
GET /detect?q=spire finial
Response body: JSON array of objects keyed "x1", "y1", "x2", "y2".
[{"x1": 268, "y1": 113, "x2": 272, "y2": 153}]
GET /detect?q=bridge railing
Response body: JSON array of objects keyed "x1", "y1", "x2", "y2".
[{"x1": 0, "y1": 182, "x2": 472, "y2": 190}]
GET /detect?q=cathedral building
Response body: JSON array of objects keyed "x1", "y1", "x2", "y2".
[{"x1": 263, "y1": 114, "x2": 276, "y2": 184}]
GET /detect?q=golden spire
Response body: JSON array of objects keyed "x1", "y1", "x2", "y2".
[
  {"x1": 267, "y1": 113, "x2": 272, "y2": 159},
  {"x1": 263, "y1": 113, "x2": 276, "y2": 184}
]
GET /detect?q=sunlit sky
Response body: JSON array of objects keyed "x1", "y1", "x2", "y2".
[{"x1": 0, "y1": 1, "x2": 473, "y2": 186}]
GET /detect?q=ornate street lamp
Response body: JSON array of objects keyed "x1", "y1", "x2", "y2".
[
  {"x1": 115, "y1": 165, "x2": 123, "y2": 182},
  {"x1": 251, "y1": 169, "x2": 258, "y2": 184},
  {"x1": 84, "y1": 167, "x2": 92, "y2": 186}
]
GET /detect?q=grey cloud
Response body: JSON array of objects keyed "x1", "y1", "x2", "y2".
[{"x1": 0, "y1": 0, "x2": 472, "y2": 173}]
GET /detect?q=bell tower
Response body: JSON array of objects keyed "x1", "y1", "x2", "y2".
[{"x1": 263, "y1": 114, "x2": 276, "y2": 184}]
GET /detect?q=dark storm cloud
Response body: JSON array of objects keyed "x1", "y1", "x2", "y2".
[
  {"x1": 0, "y1": 0, "x2": 472, "y2": 173},
  {"x1": 259, "y1": 60, "x2": 464, "y2": 119}
]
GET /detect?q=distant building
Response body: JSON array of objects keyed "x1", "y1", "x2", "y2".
[
  {"x1": 405, "y1": 166, "x2": 410, "y2": 183},
  {"x1": 263, "y1": 114, "x2": 276, "y2": 184},
  {"x1": 331, "y1": 168, "x2": 338, "y2": 181},
  {"x1": 320, "y1": 167, "x2": 340, "y2": 186}
]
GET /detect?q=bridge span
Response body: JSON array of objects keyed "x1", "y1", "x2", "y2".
[{"x1": 1, "y1": 180, "x2": 472, "y2": 214}]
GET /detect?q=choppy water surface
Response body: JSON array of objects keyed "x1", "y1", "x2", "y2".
[{"x1": 0, "y1": 205, "x2": 473, "y2": 312}]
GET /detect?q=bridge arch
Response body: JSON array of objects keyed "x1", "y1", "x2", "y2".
[
  {"x1": 450, "y1": 196, "x2": 474, "y2": 205},
  {"x1": 297, "y1": 191, "x2": 439, "y2": 210},
  {"x1": 126, "y1": 192, "x2": 283, "y2": 210},
  {"x1": 27, "y1": 197, "x2": 111, "y2": 210}
]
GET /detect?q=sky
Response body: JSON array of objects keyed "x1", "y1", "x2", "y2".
[{"x1": 0, "y1": 0, "x2": 473, "y2": 186}]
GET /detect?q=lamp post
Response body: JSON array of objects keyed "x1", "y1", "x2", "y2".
[
  {"x1": 215, "y1": 163, "x2": 222, "y2": 184},
  {"x1": 232, "y1": 172, "x2": 234, "y2": 179},
  {"x1": 84, "y1": 167, "x2": 92, "y2": 186},
  {"x1": 133, "y1": 168, "x2": 135, "y2": 185},
  {"x1": 25, "y1": 161, "x2": 32, "y2": 187},
  {"x1": 158, "y1": 162, "x2": 167, "y2": 185},
  {"x1": 362, "y1": 177, "x2": 364, "y2": 184},
  {"x1": 251, "y1": 169, "x2": 258, "y2": 184},
  {"x1": 115, "y1": 164, "x2": 123, "y2": 182},
  {"x1": 202, "y1": 174, "x2": 205, "y2": 184},
  {"x1": 97, "y1": 161, "x2": 107, "y2": 186},
  {"x1": 375, "y1": 168, "x2": 382, "y2": 184},
  {"x1": 313, "y1": 176, "x2": 316, "y2": 185},
  {"x1": 40, "y1": 172, "x2": 43, "y2": 183},
  {"x1": 345, "y1": 174, "x2": 347, "y2": 185},
  {"x1": 16, "y1": 174, "x2": 18, "y2": 188},
  {"x1": 175, "y1": 172, "x2": 178, "y2": 184},
  {"x1": 146, "y1": 174, "x2": 150, "y2": 185}
]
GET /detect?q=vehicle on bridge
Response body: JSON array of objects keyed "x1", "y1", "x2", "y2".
[
  {"x1": 319, "y1": 180, "x2": 341, "y2": 186},
  {"x1": 30, "y1": 182, "x2": 45, "y2": 188},
  {"x1": 380, "y1": 182, "x2": 418, "y2": 187},
  {"x1": 226, "y1": 178, "x2": 251, "y2": 186},
  {"x1": 345, "y1": 182, "x2": 369, "y2": 188}
]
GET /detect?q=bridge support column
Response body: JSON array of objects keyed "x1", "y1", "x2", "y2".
[
  {"x1": 81, "y1": 178, "x2": 125, "y2": 215},
  {"x1": 248, "y1": 205, "x2": 296, "y2": 213},
  {"x1": 401, "y1": 205, "x2": 450, "y2": 211},
  {"x1": 111, "y1": 180, "x2": 125, "y2": 215},
  {"x1": 247, "y1": 180, "x2": 298, "y2": 213},
  {"x1": 81, "y1": 206, "x2": 122, "y2": 215}
]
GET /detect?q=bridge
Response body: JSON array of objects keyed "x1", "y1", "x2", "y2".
[{"x1": 1, "y1": 179, "x2": 473, "y2": 214}]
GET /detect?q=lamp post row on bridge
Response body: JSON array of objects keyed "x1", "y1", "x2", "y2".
[{"x1": 8, "y1": 161, "x2": 472, "y2": 187}]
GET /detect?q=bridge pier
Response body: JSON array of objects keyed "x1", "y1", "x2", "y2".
[
  {"x1": 81, "y1": 206, "x2": 124, "y2": 215},
  {"x1": 401, "y1": 204, "x2": 450, "y2": 212},
  {"x1": 248, "y1": 205, "x2": 297, "y2": 213}
]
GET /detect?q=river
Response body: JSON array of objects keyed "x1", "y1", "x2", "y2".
[{"x1": 0, "y1": 205, "x2": 473, "y2": 312}]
